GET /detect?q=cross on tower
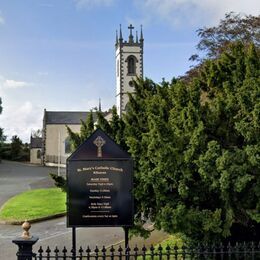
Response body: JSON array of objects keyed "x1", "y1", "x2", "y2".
[
  {"x1": 128, "y1": 24, "x2": 134, "y2": 36},
  {"x1": 93, "y1": 136, "x2": 106, "y2": 157}
]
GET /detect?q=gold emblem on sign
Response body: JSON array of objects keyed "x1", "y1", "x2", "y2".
[{"x1": 93, "y1": 136, "x2": 106, "y2": 157}]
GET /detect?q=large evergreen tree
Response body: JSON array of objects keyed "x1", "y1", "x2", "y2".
[
  {"x1": 125, "y1": 42, "x2": 260, "y2": 242},
  {"x1": 66, "y1": 107, "x2": 125, "y2": 150},
  {"x1": 66, "y1": 111, "x2": 95, "y2": 150}
]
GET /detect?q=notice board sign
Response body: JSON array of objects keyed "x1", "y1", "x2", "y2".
[{"x1": 67, "y1": 129, "x2": 133, "y2": 227}]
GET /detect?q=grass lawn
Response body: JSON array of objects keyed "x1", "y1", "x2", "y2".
[
  {"x1": 137, "y1": 234, "x2": 185, "y2": 260},
  {"x1": 0, "y1": 188, "x2": 66, "y2": 222},
  {"x1": 156, "y1": 234, "x2": 184, "y2": 249}
]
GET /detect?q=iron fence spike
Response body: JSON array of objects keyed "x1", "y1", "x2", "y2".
[
  {"x1": 95, "y1": 245, "x2": 99, "y2": 253},
  {"x1": 86, "y1": 246, "x2": 91, "y2": 254},
  {"x1": 54, "y1": 246, "x2": 59, "y2": 254},
  {"x1": 118, "y1": 245, "x2": 123, "y2": 254}
]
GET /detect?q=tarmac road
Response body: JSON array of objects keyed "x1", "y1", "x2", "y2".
[
  {"x1": 0, "y1": 160, "x2": 168, "y2": 259},
  {"x1": 0, "y1": 216, "x2": 125, "y2": 259},
  {"x1": 0, "y1": 160, "x2": 60, "y2": 208}
]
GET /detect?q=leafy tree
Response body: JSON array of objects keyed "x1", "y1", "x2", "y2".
[
  {"x1": 95, "y1": 109, "x2": 112, "y2": 135},
  {"x1": 66, "y1": 111, "x2": 95, "y2": 150},
  {"x1": 185, "y1": 12, "x2": 259, "y2": 83},
  {"x1": 0, "y1": 135, "x2": 30, "y2": 161},
  {"x1": 0, "y1": 128, "x2": 5, "y2": 143},
  {"x1": 96, "y1": 106, "x2": 127, "y2": 150},
  {"x1": 10, "y1": 135, "x2": 22, "y2": 160},
  {"x1": 191, "y1": 12, "x2": 260, "y2": 61},
  {"x1": 125, "y1": 42, "x2": 260, "y2": 243},
  {"x1": 66, "y1": 106, "x2": 125, "y2": 152},
  {"x1": 10, "y1": 135, "x2": 23, "y2": 160},
  {"x1": 0, "y1": 98, "x2": 6, "y2": 161},
  {"x1": 0, "y1": 142, "x2": 11, "y2": 160}
]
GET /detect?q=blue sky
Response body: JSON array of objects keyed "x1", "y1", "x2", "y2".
[{"x1": 0, "y1": 0, "x2": 259, "y2": 142}]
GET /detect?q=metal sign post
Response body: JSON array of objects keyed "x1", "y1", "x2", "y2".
[
  {"x1": 124, "y1": 227, "x2": 129, "y2": 248},
  {"x1": 72, "y1": 227, "x2": 76, "y2": 258}
]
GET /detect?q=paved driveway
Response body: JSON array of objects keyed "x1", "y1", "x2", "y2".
[
  {"x1": 0, "y1": 161, "x2": 168, "y2": 259},
  {"x1": 0, "y1": 160, "x2": 64, "y2": 207}
]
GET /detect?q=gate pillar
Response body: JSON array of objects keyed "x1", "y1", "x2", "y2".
[{"x1": 12, "y1": 221, "x2": 39, "y2": 260}]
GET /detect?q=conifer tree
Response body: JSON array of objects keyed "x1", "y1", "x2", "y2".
[
  {"x1": 95, "y1": 109, "x2": 112, "y2": 136},
  {"x1": 66, "y1": 111, "x2": 94, "y2": 150},
  {"x1": 126, "y1": 42, "x2": 260, "y2": 242}
]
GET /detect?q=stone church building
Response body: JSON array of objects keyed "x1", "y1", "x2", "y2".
[{"x1": 30, "y1": 24, "x2": 144, "y2": 166}]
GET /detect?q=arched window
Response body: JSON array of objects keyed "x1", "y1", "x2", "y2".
[
  {"x1": 65, "y1": 136, "x2": 73, "y2": 154},
  {"x1": 126, "y1": 55, "x2": 137, "y2": 75},
  {"x1": 37, "y1": 149, "x2": 41, "y2": 159}
]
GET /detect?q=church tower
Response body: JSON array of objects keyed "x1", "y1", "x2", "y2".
[{"x1": 115, "y1": 24, "x2": 144, "y2": 117}]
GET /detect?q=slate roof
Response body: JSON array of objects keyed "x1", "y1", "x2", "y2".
[
  {"x1": 44, "y1": 111, "x2": 90, "y2": 125},
  {"x1": 30, "y1": 137, "x2": 42, "y2": 149}
]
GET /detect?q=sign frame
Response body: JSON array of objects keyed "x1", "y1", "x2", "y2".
[{"x1": 66, "y1": 129, "x2": 134, "y2": 228}]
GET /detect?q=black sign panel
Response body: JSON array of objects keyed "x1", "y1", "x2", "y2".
[{"x1": 67, "y1": 129, "x2": 133, "y2": 227}]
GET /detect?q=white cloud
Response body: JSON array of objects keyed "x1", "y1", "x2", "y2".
[
  {"x1": 0, "y1": 97, "x2": 114, "y2": 143},
  {"x1": 135, "y1": 0, "x2": 260, "y2": 27},
  {"x1": 1, "y1": 101, "x2": 43, "y2": 143},
  {"x1": 74, "y1": 0, "x2": 114, "y2": 9},
  {"x1": 3, "y1": 79, "x2": 32, "y2": 89}
]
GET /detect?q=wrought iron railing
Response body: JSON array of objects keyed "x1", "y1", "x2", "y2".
[
  {"x1": 34, "y1": 242, "x2": 260, "y2": 259},
  {"x1": 12, "y1": 217, "x2": 260, "y2": 260}
]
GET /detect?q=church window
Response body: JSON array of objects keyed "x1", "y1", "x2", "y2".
[
  {"x1": 37, "y1": 149, "x2": 41, "y2": 159},
  {"x1": 65, "y1": 136, "x2": 73, "y2": 154},
  {"x1": 126, "y1": 55, "x2": 137, "y2": 75}
]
